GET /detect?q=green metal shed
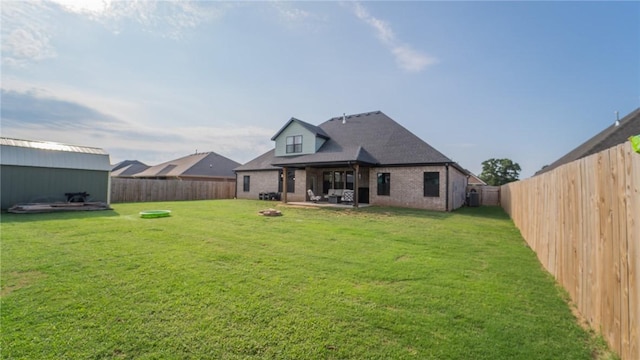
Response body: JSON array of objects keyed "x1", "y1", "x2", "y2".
[{"x1": 0, "y1": 138, "x2": 111, "y2": 209}]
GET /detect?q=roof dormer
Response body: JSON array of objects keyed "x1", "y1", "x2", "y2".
[{"x1": 271, "y1": 117, "x2": 329, "y2": 156}]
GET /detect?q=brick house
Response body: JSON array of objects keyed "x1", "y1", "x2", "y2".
[{"x1": 234, "y1": 111, "x2": 468, "y2": 211}]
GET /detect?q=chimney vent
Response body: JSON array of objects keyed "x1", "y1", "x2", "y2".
[{"x1": 342, "y1": 113, "x2": 346, "y2": 124}]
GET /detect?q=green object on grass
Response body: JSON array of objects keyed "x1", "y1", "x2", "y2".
[
  {"x1": 140, "y1": 210, "x2": 171, "y2": 218},
  {"x1": 630, "y1": 135, "x2": 640, "y2": 154}
]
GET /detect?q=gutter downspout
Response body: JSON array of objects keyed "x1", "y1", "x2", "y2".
[
  {"x1": 445, "y1": 163, "x2": 450, "y2": 212},
  {"x1": 234, "y1": 172, "x2": 238, "y2": 199}
]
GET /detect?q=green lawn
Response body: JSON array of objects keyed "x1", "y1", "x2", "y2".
[{"x1": 1, "y1": 200, "x2": 613, "y2": 359}]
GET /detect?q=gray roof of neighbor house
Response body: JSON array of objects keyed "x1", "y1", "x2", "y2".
[
  {"x1": 111, "y1": 160, "x2": 149, "y2": 177},
  {"x1": 134, "y1": 152, "x2": 241, "y2": 179},
  {"x1": 536, "y1": 107, "x2": 640, "y2": 175},
  {"x1": 0, "y1": 137, "x2": 111, "y2": 171},
  {"x1": 236, "y1": 111, "x2": 457, "y2": 171}
]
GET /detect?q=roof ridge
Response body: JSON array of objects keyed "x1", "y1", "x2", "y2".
[
  {"x1": 328, "y1": 110, "x2": 383, "y2": 121},
  {"x1": 535, "y1": 107, "x2": 640, "y2": 175},
  {"x1": 0, "y1": 137, "x2": 106, "y2": 151}
]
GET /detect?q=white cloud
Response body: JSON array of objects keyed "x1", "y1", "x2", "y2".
[
  {"x1": 350, "y1": 2, "x2": 437, "y2": 73},
  {"x1": 392, "y1": 45, "x2": 438, "y2": 72},
  {"x1": 271, "y1": 2, "x2": 311, "y2": 22},
  {"x1": 0, "y1": 1, "x2": 225, "y2": 68},
  {"x1": 49, "y1": 0, "x2": 112, "y2": 15},
  {"x1": 90, "y1": 1, "x2": 225, "y2": 39},
  {"x1": 1, "y1": 78, "x2": 274, "y2": 165},
  {"x1": 1, "y1": 2, "x2": 57, "y2": 67}
]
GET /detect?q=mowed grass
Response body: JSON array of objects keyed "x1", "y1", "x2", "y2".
[{"x1": 1, "y1": 200, "x2": 610, "y2": 359}]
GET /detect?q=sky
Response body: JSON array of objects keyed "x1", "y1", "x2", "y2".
[{"x1": 2, "y1": 1, "x2": 639, "y2": 179}]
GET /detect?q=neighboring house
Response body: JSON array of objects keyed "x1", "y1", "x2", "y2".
[
  {"x1": 0, "y1": 137, "x2": 111, "y2": 209},
  {"x1": 466, "y1": 171, "x2": 487, "y2": 187},
  {"x1": 463, "y1": 170, "x2": 501, "y2": 206},
  {"x1": 111, "y1": 160, "x2": 149, "y2": 178},
  {"x1": 235, "y1": 111, "x2": 468, "y2": 211},
  {"x1": 536, "y1": 107, "x2": 640, "y2": 176},
  {"x1": 133, "y1": 152, "x2": 240, "y2": 182}
]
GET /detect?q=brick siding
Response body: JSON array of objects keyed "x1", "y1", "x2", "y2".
[
  {"x1": 238, "y1": 165, "x2": 467, "y2": 211},
  {"x1": 235, "y1": 169, "x2": 307, "y2": 202},
  {"x1": 368, "y1": 165, "x2": 467, "y2": 211}
]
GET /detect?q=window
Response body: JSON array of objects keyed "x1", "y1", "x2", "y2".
[
  {"x1": 278, "y1": 169, "x2": 295, "y2": 193},
  {"x1": 323, "y1": 171, "x2": 354, "y2": 193},
  {"x1": 286, "y1": 135, "x2": 302, "y2": 153},
  {"x1": 424, "y1": 172, "x2": 440, "y2": 197},
  {"x1": 333, "y1": 171, "x2": 344, "y2": 190},
  {"x1": 346, "y1": 171, "x2": 354, "y2": 190},
  {"x1": 243, "y1": 175, "x2": 250, "y2": 192},
  {"x1": 377, "y1": 172, "x2": 390, "y2": 196}
]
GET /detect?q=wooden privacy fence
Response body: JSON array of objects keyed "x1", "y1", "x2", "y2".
[
  {"x1": 501, "y1": 142, "x2": 639, "y2": 360},
  {"x1": 111, "y1": 178, "x2": 236, "y2": 203},
  {"x1": 467, "y1": 185, "x2": 501, "y2": 206}
]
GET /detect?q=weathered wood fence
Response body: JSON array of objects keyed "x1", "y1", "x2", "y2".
[
  {"x1": 110, "y1": 178, "x2": 236, "y2": 203},
  {"x1": 501, "y1": 142, "x2": 639, "y2": 360},
  {"x1": 467, "y1": 185, "x2": 501, "y2": 206}
]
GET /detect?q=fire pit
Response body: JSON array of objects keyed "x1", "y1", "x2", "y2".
[{"x1": 258, "y1": 208, "x2": 282, "y2": 216}]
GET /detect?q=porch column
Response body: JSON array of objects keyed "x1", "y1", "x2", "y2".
[
  {"x1": 354, "y1": 164, "x2": 359, "y2": 208},
  {"x1": 282, "y1": 167, "x2": 288, "y2": 203}
]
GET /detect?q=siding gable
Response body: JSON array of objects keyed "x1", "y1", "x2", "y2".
[{"x1": 274, "y1": 122, "x2": 323, "y2": 156}]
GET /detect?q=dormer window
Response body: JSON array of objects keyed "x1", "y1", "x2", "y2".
[{"x1": 286, "y1": 135, "x2": 302, "y2": 153}]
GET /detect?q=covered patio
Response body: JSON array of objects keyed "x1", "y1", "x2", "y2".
[
  {"x1": 285, "y1": 201, "x2": 370, "y2": 209},
  {"x1": 277, "y1": 161, "x2": 374, "y2": 208}
]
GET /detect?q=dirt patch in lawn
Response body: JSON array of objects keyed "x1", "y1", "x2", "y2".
[{"x1": 1, "y1": 271, "x2": 46, "y2": 297}]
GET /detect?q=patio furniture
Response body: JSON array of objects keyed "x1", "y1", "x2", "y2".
[
  {"x1": 341, "y1": 190, "x2": 354, "y2": 204},
  {"x1": 307, "y1": 189, "x2": 322, "y2": 202}
]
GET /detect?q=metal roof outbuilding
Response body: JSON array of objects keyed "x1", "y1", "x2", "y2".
[{"x1": 1, "y1": 137, "x2": 112, "y2": 209}]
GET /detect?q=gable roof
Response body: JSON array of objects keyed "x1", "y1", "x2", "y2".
[
  {"x1": 1, "y1": 137, "x2": 111, "y2": 171},
  {"x1": 467, "y1": 172, "x2": 487, "y2": 186},
  {"x1": 536, "y1": 107, "x2": 640, "y2": 175},
  {"x1": 236, "y1": 111, "x2": 456, "y2": 171},
  {"x1": 270, "y1": 117, "x2": 330, "y2": 141},
  {"x1": 134, "y1": 152, "x2": 240, "y2": 179},
  {"x1": 111, "y1": 160, "x2": 150, "y2": 177}
]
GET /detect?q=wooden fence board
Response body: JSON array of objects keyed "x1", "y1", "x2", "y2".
[
  {"x1": 501, "y1": 142, "x2": 639, "y2": 360},
  {"x1": 629, "y1": 143, "x2": 640, "y2": 360},
  {"x1": 620, "y1": 144, "x2": 631, "y2": 360},
  {"x1": 110, "y1": 178, "x2": 236, "y2": 203}
]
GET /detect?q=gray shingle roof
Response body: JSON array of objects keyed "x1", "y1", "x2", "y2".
[
  {"x1": 135, "y1": 152, "x2": 240, "y2": 178},
  {"x1": 111, "y1": 160, "x2": 149, "y2": 177},
  {"x1": 236, "y1": 111, "x2": 455, "y2": 171},
  {"x1": 536, "y1": 107, "x2": 640, "y2": 175}
]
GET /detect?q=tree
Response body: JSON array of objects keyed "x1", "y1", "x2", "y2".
[{"x1": 479, "y1": 158, "x2": 521, "y2": 186}]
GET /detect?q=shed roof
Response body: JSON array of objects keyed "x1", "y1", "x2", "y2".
[{"x1": 0, "y1": 137, "x2": 111, "y2": 171}]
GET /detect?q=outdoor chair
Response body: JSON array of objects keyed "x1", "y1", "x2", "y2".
[
  {"x1": 307, "y1": 189, "x2": 322, "y2": 202},
  {"x1": 341, "y1": 190, "x2": 354, "y2": 204}
]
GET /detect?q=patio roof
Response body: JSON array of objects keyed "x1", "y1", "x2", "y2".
[{"x1": 270, "y1": 145, "x2": 377, "y2": 168}]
